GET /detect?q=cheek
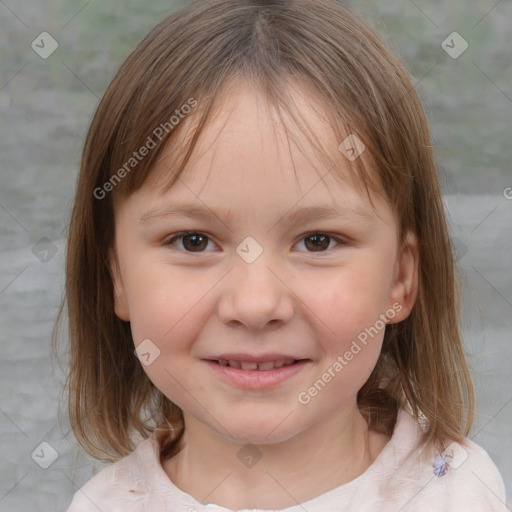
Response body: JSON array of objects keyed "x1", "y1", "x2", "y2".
[
  {"x1": 304, "y1": 293, "x2": 385, "y2": 409},
  {"x1": 123, "y1": 257, "x2": 208, "y2": 342},
  {"x1": 300, "y1": 261, "x2": 389, "y2": 384},
  {"x1": 307, "y1": 262, "x2": 391, "y2": 335},
  {"x1": 123, "y1": 263, "x2": 208, "y2": 410}
]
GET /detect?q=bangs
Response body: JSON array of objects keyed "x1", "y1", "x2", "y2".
[{"x1": 109, "y1": 72, "x2": 388, "y2": 232}]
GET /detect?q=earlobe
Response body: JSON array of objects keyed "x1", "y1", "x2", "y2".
[
  {"x1": 387, "y1": 231, "x2": 419, "y2": 324},
  {"x1": 108, "y1": 248, "x2": 130, "y2": 321}
]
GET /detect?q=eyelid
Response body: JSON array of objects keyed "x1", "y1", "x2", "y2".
[{"x1": 299, "y1": 231, "x2": 347, "y2": 244}]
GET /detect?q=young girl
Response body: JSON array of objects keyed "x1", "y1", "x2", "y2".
[{"x1": 60, "y1": 0, "x2": 506, "y2": 510}]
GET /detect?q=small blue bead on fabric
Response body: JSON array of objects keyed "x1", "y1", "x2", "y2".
[{"x1": 433, "y1": 454, "x2": 449, "y2": 477}]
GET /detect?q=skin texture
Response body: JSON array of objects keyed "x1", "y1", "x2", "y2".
[{"x1": 110, "y1": 79, "x2": 419, "y2": 509}]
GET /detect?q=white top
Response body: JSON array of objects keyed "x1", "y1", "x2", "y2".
[{"x1": 66, "y1": 409, "x2": 507, "y2": 511}]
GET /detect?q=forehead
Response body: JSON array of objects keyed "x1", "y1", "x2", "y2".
[{"x1": 127, "y1": 79, "x2": 391, "y2": 223}]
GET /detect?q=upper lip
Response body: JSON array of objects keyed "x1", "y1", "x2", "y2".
[{"x1": 205, "y1": 353, "x2": 307, "y2": 363}]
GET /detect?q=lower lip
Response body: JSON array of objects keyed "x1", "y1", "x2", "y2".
[{"x1": 204, "y1": 360, "x2": 310, "y2": 389}]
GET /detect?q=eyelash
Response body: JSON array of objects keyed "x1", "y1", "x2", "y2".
[{"x1": 164, "y1": 231, "x2": 346, "y2": 254}]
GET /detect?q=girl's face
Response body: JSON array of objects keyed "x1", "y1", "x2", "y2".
[{"x1": 110, "y1": 80, "x2": 418, "y2": 445}]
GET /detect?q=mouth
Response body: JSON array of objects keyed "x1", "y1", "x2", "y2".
[
  {"x1": 204, "y1": 357, "x2": 311, "y2": 389},
  {"x1": 210, "y1": 358, "x2": 301, "y2": 371}
]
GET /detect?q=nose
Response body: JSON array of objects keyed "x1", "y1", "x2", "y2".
[{"x1": 217, "y1": 252, "x2": 294, "y2": 332}]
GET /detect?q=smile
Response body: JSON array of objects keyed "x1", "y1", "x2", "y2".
[
  {"x1": 215, "y1": 359, "x2": 297, "y2": 371},
  {"x1": 204, "y1": 359, "x2": 311, "y2": 389}
]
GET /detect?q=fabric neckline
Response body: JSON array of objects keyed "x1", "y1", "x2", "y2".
[{"x1": 136, "y1": 408, "x2": 420, "y2": 511}]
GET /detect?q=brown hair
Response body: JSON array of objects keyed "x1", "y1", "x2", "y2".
[{"x1": 54, "y1": 0, "x2": 474, "y2": 462}]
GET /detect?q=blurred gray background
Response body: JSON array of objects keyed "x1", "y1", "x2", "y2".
[{"x1": 0, "y1": 1, "x2": 510, "y2": 510}]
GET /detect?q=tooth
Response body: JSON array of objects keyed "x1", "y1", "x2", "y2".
[
  {"x1": 283, "y1": 359, "x2": 295, "y2": 366},
  {"x1": 240, "y1": 361, "x2": 258, "y2": 370},
  {"x1": 258, "y1": 361, "x2": 275, "y2": 371},
  {"x1": 218, "y1": 359, "x2": 228, "y2": 366},
  {"x1": 274, "y1": 360, "x2": 285, "y2": 368},
  {"x1": 228, "y1": 360, "x2": 241, "y2": 369}
]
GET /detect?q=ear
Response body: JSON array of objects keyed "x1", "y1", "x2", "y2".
[
  {"x1": 387, "y1": 230, "x2": 419, "y2": 324},
  {"x1": 108, "y1": 247, "x2": 130, "y2": 321}
]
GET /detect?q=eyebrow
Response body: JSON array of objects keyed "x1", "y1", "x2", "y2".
[{"x1": 139, "y1": 203, "x2": 372, "y2": 226}]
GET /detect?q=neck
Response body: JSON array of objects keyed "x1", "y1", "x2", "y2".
[{"x1": 162, "y1": 405, "x2": 388, "y2": 510}]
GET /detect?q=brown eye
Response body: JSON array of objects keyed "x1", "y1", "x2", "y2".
[
  {"x1": 166, "y1": 231, "x2": 344, "y2": 254},
  {"x1": 167, "y1": 232, "x2": 213, "y2": 252},
  {"x1": 297, "y1": 233, "x2": 343, "y2": 253},
  {"x1": 306, "y1": 234, "x2": 329, "y2": 251}
]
